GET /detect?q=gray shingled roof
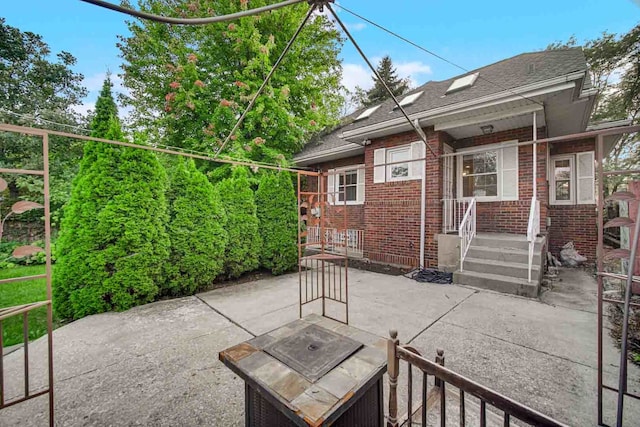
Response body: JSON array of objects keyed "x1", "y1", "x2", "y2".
[{"x1": 295, "y1": 48, "x2": 588, "y2": 160}]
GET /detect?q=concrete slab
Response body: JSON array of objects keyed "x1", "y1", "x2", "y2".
[
  {"x1": 541, "y1": 267, "x2": 598, "y2": 313},
  {"x1": 1, "y1": 297, "x2": 251, "y2": 426},
  {"x1": 2, "y1": 266, "x2": 637, "y2": 426},
  {"x1": 409, "y1": 320, "x2": 640, "y2": 426}
]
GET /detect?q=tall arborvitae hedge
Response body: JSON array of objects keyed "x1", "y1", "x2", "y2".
[
  {"x1": 163, "y1": 158, "x2": 227, "y2": 296},
  {"x1": 255, "y1": 172, "x2": 298, "y2": 275},
  {"x1": 216, "y1": 168, "x2": 261, "y2": 278},
  {"x1": 53, "y1": 78, "x2": 169, "y2": 319}
]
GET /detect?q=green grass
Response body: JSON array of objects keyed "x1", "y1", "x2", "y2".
[{"x1": 0, "y1": 265, "x2": 56, "y2": 347}]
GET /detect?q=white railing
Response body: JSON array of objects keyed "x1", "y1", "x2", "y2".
[
  {"x1": 307, "y1": 226, "x2": 364, "y2": 258},
  {"x1": 458, "y1": 198, "x2": 477, "y2": 271},
  {"x1": 526, "y1": 196, "x2": 541, "y2": 283},
  {"x1": 442, "y1": 198, "x2": 471, "y2": 233}
]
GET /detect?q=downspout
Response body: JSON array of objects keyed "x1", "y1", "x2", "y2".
[
  {"x1": 533, "y1": 111, "x2": 537, "y2": 199},
  {"x1": 420, "y1": 149, "x2": 427, "y2": 269},
  {"x1": 414, "y1": 119, "x2": 427, "y2": 269}
]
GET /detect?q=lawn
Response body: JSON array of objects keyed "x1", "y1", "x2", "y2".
[{"x1": 0, "y1": 265, "x2": 56, "y2": 347}]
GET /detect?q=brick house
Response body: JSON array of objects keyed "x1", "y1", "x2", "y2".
[{"x1": 294, "y1": 48, "x2": 628, "y2": 296}]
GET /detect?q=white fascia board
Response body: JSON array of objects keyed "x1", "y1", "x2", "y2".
[
  {"x1": 586, "y1": 119, "x2": 633, "y2": 131},
  {"x1": 433, "y1": 104, "x2": 544, "y2": 132},
  {"x1": 340, "y1": 72, "x2": 585, "y2": 141},
  {"x1": 293, "y1": 143, "x2": 364, "y2": 166}
]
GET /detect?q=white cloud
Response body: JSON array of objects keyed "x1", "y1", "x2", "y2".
[
  {"x1": 82, "y1": 72, "x2": 126, "y2": 95},
  {"x1": 76, "y1": 72, "x2": 131, "y2": 120},
  {"x1": 341, "y1": 59, "x2": 433, "y2": 93},
  {"x1": 345, "y1": 22, "x2": 366, "y2": 31},
  {"x1": 71, "y1": 102, "x2": 95, "y2": 117},
  {"x1": 395, "y1": 61, "x2": 433, "y2": 87},
  {"x1": 341, "y1": 63, "x2": 373, "y2": 92}
]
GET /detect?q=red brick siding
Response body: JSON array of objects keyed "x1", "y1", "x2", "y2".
[
  {"x1": 362, "y1": 129, "x2": 447, "y2": 267},
  {"x1": 548, "y1": 138, "x2": 597, "y2": 262},
  {"x1": 455, "y1": 127, "x2": 548, "y2": 235},
  {"x1": 305, "y1": 155, "x2": 365, "y2": 230},
  {"x1": 548, "y1": 205, "x2": 597, "y2": 262}
]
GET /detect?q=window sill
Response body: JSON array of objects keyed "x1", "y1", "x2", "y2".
[{"x1": 331, "y1": 201, "x2": 364, "y2": 206}]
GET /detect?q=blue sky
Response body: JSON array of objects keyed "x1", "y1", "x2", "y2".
[{"x1": 2, "y1": 0, "x2": 639, "y2": 116}]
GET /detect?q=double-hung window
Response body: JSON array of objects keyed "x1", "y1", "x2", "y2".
[
  {"x1": 461, "y1": 151, "x2": 498, "y2": 198},
  {"x1": 327, "y1": 165, "x2": 365, "y2": 205},
  {"x1": 338, "y1": 169, "x2": 358, "y2": 202},
  {"x1": 456, "y1": 141, "x2": 518, "y2": 202},
  {"x1": 550, "y1": 152, "x2": 595, "y2": 205}
]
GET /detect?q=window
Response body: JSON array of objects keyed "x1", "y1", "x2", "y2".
[
  {"x1": 550, "y1": 152, "x2": 595, "y2": 205},
  {"x1": 461, "y1": 151, "x2": 498, "y2": 197},
  {"x1": 373, "y1": 142, "x2": 425, "y2": 184},
  {"x1": 393, "y1": 91, "x2": 424, "y2": 109},
  {"x1": 338, "y1": 170, "x2": 358, "y2": 202},
  {"x1": 327, "y1": 166, "x2": 365, "y2": 205},
  {"x1": 456, "y1": 141, "x2": 518, "y2": 202},
  {"x1": 387, "y1": 146, "x2": 411, "y2": 181},
  {"x1": 355, "y1": 105, "x2": 380, "y2": 121},
  {"x1": 446, "y1": 72, "x2": 479, "y2": 94},
  {"x1": 551, "y1": 156, "x2": 574, "y2": 204}
]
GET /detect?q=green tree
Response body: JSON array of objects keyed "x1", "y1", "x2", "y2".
[
  {"x1": 216, "y1": 168, "x2": 261, "y2": 278},
  {"x1": 0, "y1": 18, "x2": 87, "y2": 226},
  {"x1": 548, "y1": 25, "x2": 640, "y2": 192},
  {"x1": 118, "y1": 0, "x2": 344, "y2": 166},
  {"x1": 163, "y1": 157, "x2": 227, "y2": 296},
  {"x1": 255, "y1": 171, "x2": 298, "y2": 275},
  {"x1": 353, "y1": 55, "x2": 410, "y2": 107},
  {"x1": 54, "y1": 79, "x2": 169, "y2": 319}
]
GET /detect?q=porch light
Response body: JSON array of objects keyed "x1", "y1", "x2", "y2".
[{"x1": 480, "y1": 124, "x2": 494, "y2": 135}]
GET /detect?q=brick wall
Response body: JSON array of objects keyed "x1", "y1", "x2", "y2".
[
  {"x1": 305, "y1": 155, "x2": 365, "y2": 231},
  {"x1": 302, "y1": 127, "x2": 598, "y2": 268},
  {"x1": 548, "y1": 138, "x2": 597, "y2": 262},
  {"x1": 454, "y1": 127, "x2": 548, "y2": 235},
  {"x1": 548, "y1": 205, "x2": 597, "y2": 262},
  {"x1": 363, "y1": 128, "x2": 447, "y2": 267}
]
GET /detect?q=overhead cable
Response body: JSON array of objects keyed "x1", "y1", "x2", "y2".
[
  {"x1": 80, "y1": 0, "x2": 306, "y2": 25},
  {"x1": 326, "y1": 4, "x2": 437, "y2": 157},
  {"x1": 334, "y1": 4, "x2": 545, "y2": 108}
]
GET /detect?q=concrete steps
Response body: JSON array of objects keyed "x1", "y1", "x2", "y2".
[{"x1": 454, "y1": 233, "x2": 546, "y2": 298}]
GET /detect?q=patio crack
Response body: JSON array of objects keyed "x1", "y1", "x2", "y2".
[
  {"x1": 440, "y1": 320, "x2": 593, "y2": 369},
  {"x1": 194, "y1": 295, "x2": 256, "y2": 338},
  {"x1": 406, "y1": 290, "x2": 478, "y2": 345}
]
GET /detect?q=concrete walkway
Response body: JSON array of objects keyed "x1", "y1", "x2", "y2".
[{"x1": 2, "y1": 268, "x2": 638, "y2": 426}]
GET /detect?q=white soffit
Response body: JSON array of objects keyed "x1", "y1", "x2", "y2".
[
  {"x1": 434, "y1": 103, "x2": 544, "y2": 132},
  {"x1": 355, "y1": 105, "x2": 380, "y2": 121},
  {"x1": 446, "y1": 72, "x2": 479, "y2": 93}
]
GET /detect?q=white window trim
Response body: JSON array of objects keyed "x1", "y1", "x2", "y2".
[
  {"x1": 549, "y1": 154, "x2": 575, "y2": 205},
  {"x1": 386, "y1": 145, "x2": 412, "y2": 182},
  {"x1": 456, "y1": 140, "x2": 518, "y2": 202},
  {"x1": 549, "y1": 153, "x2": 596, "y2": 205},
  {"x1": 328, "y1": 165, "x2": 365, "y2": 205}
]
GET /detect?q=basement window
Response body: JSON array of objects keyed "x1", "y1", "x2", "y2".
[
  {"x1": 354, "y1": 105, "x2": 380, "y2": 121},
  {"x1": 446, "y1": 72, "x2": 479, "y2": 94}
]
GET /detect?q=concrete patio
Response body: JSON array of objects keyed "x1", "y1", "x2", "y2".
[{"x1": 2, "y1": 267, "x2": 638, "y2": 426}]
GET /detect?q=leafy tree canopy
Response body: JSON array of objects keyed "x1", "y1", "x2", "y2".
[
  {"x1": 352, "y1": 55, "x2": 410, "y2": 108},
  {"x1": 0, "y1": 18, "x2": 87, "y2": 225},
  {"x1": 119, "y1": 0, "x2": 344, "y2": 168},
  {"x1": 547, "y1": 25, "x2": 640, "y2": 191}
]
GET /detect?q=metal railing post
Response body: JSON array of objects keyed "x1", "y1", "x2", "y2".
[{"x1": 388, "y1": 329, "x2": 400, "y2": 427}]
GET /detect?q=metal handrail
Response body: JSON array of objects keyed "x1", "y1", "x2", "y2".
[
  {"x1": 441, "y1": 198, "x2": 470, "y2": 233},
  {"x1": 526, "y1": 196, "x2": 540, "y2": 283},
  {"x1": 387, "y1": 330, "x2": 568, "y2": 427},
  {"x1": 458, "y1": 198, "x2": 476, "y2": 271}
]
